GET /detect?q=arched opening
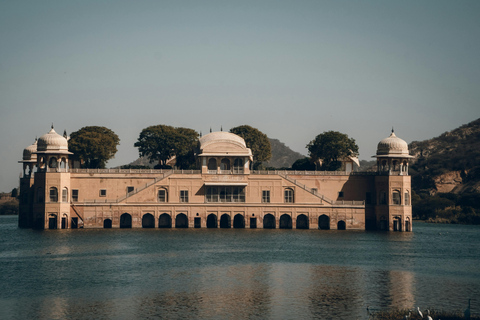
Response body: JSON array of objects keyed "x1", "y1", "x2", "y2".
[
  {"x1": 233, "y1": 214, "x2": 245, "y2": 228},
  {"x1": 104, "y1": 219, "x2": 112, "y2": 228},
  {"x1": 175, "y1": 213, "x2": 188, "y2": 228},
  {"x1": 158, "y1": 213, "x2": 172, "y2": 228},
  {"x1": 48, "y1": 214, "x2": 57, "y2": 229},
  {"x1": 318, "y1": 215, "x2": 330, "y2": 230},
  {"x1": 208, "y1": 158, "x2": 217, "y2": 171},
  {"x1": 60, "y1": 157, "x2": 67, "y2": 169},
  {"x1": 194, "y1": 217, "x2": 201, "y2": 228},
  {"x1": 220, "y1": 158, "x2": 230, "y2": 171},
  {"x1": 120, "y1": 213, "x2": 132, "y2": 228},
  {"x1": 337, "y1": 220, "x2": 346, "y2": 230},
  {"x1": 263, "y1": 214, "x2": 276, "y2": 229},
  {"x1": 206, "y1": 214, "x2": 217, "y2": 228},
  {"x1": 220, "y1": 214, "x2": 231, "y2": 228},
  {"x1": 393, "y1": 217, "x2": 402, "y2": 231},
  {"x1": 296, "y1": 214, "x2": 309, "y2": 229},
  {"x1": 405, "y1": 218, "x2": 411, "y2": 232},
  {"x1": 279, "y1": 214, "x2": 292, "y2": 229},
  {"x1": 142, "y1": 213, "x2": 155, "y2": 228},
  {"x1": 49, "y1": 157, "x2": 58, "y2": 169},
  {"x1": 233, "y1": 158, "x2": 244, "y2": 173},
  {"x1": 61, "y1": 214, "x2": 68, "y2": 229}
]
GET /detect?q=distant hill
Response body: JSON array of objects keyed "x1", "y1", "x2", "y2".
[
  {"x1": 263, "y1": 138, "x2": 304, "y2": 168},
  {"x1": 124, "y1": 138, "x2": 305, "y2": 169},
  {"x1": 409, "y1": 118, "x2": 480, "y2": 194}
]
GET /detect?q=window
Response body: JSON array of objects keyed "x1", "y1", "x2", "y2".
[
  {"x1": 284, "y1": 188, "x2": 294, "y2": 203},
  {"x1": 311, "y1": 188, "x2": 317, "y2": 194},
  {"x1": 158, "y1": 189, "x2": 167, "y2": 202},
  {"x1": 233, "y1": 158, "x2": 244, "y2": 174},
  {"x1": 49, "y1": 187, "x2": 58, "y2": 202},
  {"x1": 404, "y1": 192, "x2": 410, "y2": 205},
  {"x1": 380, "y1": 192, "x2": 387, "y2": 205},
  {"x1": 100, "y1": 189, "x2": 107, "y2": 197},
  {"x1": 262, "y1": 190, "x2": 270, "y2": 203},
  {"x1": 180, "y1": 190, "x2": 189, "y2": 203},
  {"x1": 392, "y1": 190, "x2": 401, "y2": 205},
  {"x1": 220, "y1": 158, "x2": 230, "y2": 171},
  {"x1": 208, "y1": 158, "x2": 217, "y2": 171},
  {"x1": 62, "y1": 188, "x2": 68, "y2": 202},
  {"x1": 206, "y1": 187, "x2": 245, "y2": 203},
  {"x1": 72, "y1": 190, "x2": 78, "y2": 202},
  {"x1": 127, "y1": 186, "x2": 134, "y2": 194},
  {"x1": 338, "y1": 191, "x2": 344, "y2": 198}
]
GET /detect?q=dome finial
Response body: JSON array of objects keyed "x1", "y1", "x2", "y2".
[
  {"x1": 221, "y1": 125, "x2": 223, "y2": 132},
  {"x1": 392, "y1": 127, "x2": 394, "y2": 133},
  {"x1": 51, "y1": 123, "x2": 54, "y2": 129},
  {"x1": 210, "y1": 127, "x2": 212, "y2": 133}
]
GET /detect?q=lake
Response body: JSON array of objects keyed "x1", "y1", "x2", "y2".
[{"x1": 0, "y1": 215, "x2": 478, "y2": 319}]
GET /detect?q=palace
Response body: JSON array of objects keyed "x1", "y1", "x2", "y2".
[{"x1": 18, "y1": 127, "x2": 413, "y2": 231}]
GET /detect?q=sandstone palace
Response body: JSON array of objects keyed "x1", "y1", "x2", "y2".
[{"x1": 19, "y1": 127, "x2": 413, "y2": 231}]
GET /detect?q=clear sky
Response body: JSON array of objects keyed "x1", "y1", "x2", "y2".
[{"x1": 1, "y1": 0, "x2": 479, "y2": 192}]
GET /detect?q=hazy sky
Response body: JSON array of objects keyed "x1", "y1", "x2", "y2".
[{"x1": 1, "y1": 0, "x2": 479, "y2": 192}]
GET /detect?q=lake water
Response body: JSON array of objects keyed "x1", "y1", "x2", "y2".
[{"x1": 0, "y1": 215, "x2": 479, "y2": 319}]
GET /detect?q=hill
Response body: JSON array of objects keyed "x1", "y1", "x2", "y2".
[
  {"x1": 409, "y1": 118, "x2": 480, "y2": 194},
  {"x1": 408, "y1": 118, "x2": 480, "y2": 224},
  {"x1": 124, "y1": 138, "x2": 305, "y2": 169}
]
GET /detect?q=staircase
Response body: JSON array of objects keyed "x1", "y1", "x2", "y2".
[
  {"x1": 116, "y1": 170, "x2": 174, "y2": 203},
  {"x1": 277, "y1": 173, "x2": 334, "y2": 204}
]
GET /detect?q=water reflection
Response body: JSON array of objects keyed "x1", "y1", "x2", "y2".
[{"x1": 1, "y1": 216, "x2": 479, "y2": 319}]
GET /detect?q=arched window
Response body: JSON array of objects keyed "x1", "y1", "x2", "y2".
[
  {"x1": 233, "y1": 158, "x2": 244, "y2": 173},
  {"x1": 284, "y1": 188, "x2": 294, "y2": 203},
  {"x1": 158, "y1": 188, "x2": 167, "y2": 202},
  {"x1": 49, "y1": 157, "x2": 58, "y2": 169},
  {"x1": 392, "y1": 190, "x2": 401, "y2": 205},
  {"x1": 220, "y1": 158, "x2": 230, "y2": 171},
  {"x1": 62, "y1": 187, "x2": 68, "y2": 202},
  {"x1": 208, "y1": 158, "x2": 217, "y2": 171},
  {"x1": 404, "y1": 191, "x2": 410, "y2": 205},
  {"x1": 49, "y1": 187, "x2": 58, "y2": 202}
]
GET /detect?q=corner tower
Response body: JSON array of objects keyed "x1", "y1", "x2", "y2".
[
  {"x1": 373, "y1": 130, "x2": 414, "y2": 231},
  {"x1": 31, "y1": 126, "x2": 72, "y2": 229}
]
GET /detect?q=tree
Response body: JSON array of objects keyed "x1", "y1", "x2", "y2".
[
  {"x1": 69, "y1": 126, "x2": 120, "y2": 169},
  {"x1": 307, "y1": 131, "x2": 359, "y2": 171},
  {"x1": 134, "y1": 125, "x2": 199, "y2": 169},
  {"x1": 230, "y1": 125, "x2": 271, "y2": 169},
  {"x1": 291, "y1": 157, "x2": 316, "y2": 170}
]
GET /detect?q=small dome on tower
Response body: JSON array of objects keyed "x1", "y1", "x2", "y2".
[
  {"x1": 37, "y1": 126, "x2": 69, "y2": 153},
  {"x1": 22, "y1": 139, "x2": 38, "y2": 161},
  {"x1": 376, "y1": 130, "x2": 411, "y2": 157}
]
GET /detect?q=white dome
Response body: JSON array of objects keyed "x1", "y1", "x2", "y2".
[
  {"x1": 37, "y1": 127, "x2": 69, "y2": 153},
  {"x1": 376, "y1": 131, "x2": 411, "y2": 157},
  {"x1": 199, "y1": 131, "x2": 252, "y2": 157},
  {"x1": 22, "y1": 139, "x2": 38, "y2": 161}
]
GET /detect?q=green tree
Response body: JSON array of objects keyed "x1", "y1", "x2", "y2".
[
  {"x1": 291, "y1": 157, "x2": 316, "y2": 170},
  {"x1": 69, "y1": 126, "x2": 120, "y2": 169},
  {"x1": 230, "y1": 125, "x2": 271, "y2": 169},
  {"x1": 134, "y1": 125, "x2": 199, "y2": 168},
  {"x1": 307, "y1": 131, "x2": 359, "y2": 171}
]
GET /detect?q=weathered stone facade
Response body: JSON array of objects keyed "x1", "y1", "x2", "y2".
[{"x1": 19, "y1": 128, "x2": 413, "y2": 231}]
